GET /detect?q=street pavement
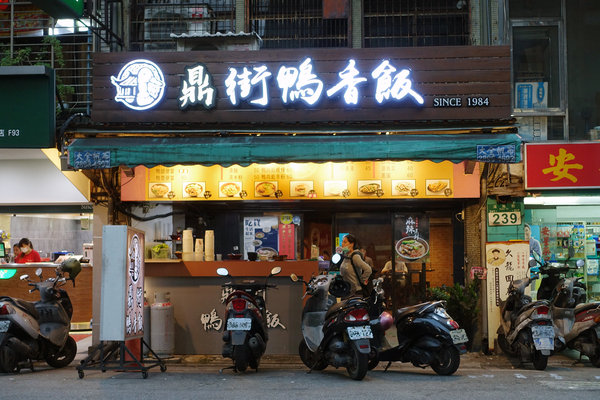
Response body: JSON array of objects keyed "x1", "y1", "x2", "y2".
[{"x1": 0, "y1": 334, "x2": 599, "y2": 400}]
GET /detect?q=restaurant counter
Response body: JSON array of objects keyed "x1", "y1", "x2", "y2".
[
  {"x1": 0, "y1": 263, "x2": 92, "y2": 326},
  {"x1": 144, "y1": 260, "x2": 319, "y2": 355}
]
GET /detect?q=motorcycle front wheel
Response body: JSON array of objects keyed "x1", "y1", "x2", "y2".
[
  {"x1": 431, "y1": 346, "x2": 460, "y2": 376},
  {"x1": 46, "y1": 336, "x2": 77, "y2": 368},
  {"x1": 346, "y1": 344, "x2": 368, "y2": 381},
  {"x1": 298, "y1": 339, "x2": 327, "y2": 370},
  {"x1": 233, "y1": 345, "x2": 250, "y2": 372}
]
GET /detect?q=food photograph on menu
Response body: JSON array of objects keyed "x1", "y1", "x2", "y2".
[
  {"x1": 219, "y1": 182, "x2": 241, "y2": 198},
  {"x1": 357, "y1": 180, "x2": 381, "y2": 196},
  {"x1": 182, "y1": 181, "x2": 205, "y2": 198},
  {"x1": 425, "y1": 179, "x2": 450, "y2": 196},
  {"x1": 148, "y1": 182, "x2": 171, "y2": 199},
  {"x1": 392, "y1": 180, "x2": 416, "y2": 196},
  {"x1": 290, "y1": 181, "x2": 313, "y2": 197},
  {"x1": 324, "y1": 180, "x2": 347, "y2": 197},
  {"x1": 255, "y1": 181, "x2": 278, "y2": 197}
]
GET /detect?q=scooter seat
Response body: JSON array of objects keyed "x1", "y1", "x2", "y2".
[
  {"x1": 394, "y1": 301, "x2": 436, "y2": 320},
  {"x1": 574, "y1": 302, "x2": 600, "y2": 314},
  {"x1": 324, "y1": 296, "x2": 363, "y2": 320},
  {"x1": 0, "y1": 297, "x2": 39, "y2": 319}
]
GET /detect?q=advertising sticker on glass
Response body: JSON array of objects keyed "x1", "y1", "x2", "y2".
[{"x1": 393, "y1": 214, "x2": 430, "y2": 263}]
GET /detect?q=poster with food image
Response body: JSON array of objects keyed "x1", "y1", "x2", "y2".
[
  {"x1": 243, "y1": 216, "x2": 279, "y2": 259},
  {"x1": 149, "y1": 182, "x2": 171, "y2": 199},
  {"x1": 357, "y1": 180, "x2": 381, "y2": 196},
  {"x1": 324, "y1": 180, "x2": 347, "y2": 197},
  {"x1": 393, "y1": 213, "x2": 430, "y2": 262},
  {"x1": 182, "y1": 181, "x2": 205, "y2": 198},
  {"x1": 425, "y1": 179, "x2": 450, "y2": 195},
  {"x1": 392, "y1": 180, "x2": 415, "y2": 196},
  {"x1": 219, "y1": 181, "x2": 241, "y2": 198},
  {"x1": 255, "y1": 181, "x2": 278, "y2": 197},
  {"x1": 290, "y1": 181, "x2": 313, "y2": 197}
]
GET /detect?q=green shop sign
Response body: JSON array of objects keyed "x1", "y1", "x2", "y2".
[
  {"x1": 30, "y1": 0, "x2": 84, "y2": 18},
  {"x1": 0, "y1": 66, "x2": 56, "y2": 148},
  {"x1": 0, "y1": 269, "x2": 17, "y2": 279}
]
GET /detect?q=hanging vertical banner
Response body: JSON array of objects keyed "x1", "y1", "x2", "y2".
[
  {"x1": 100, "y1": 226, "x2": 145, "y2": 341},
  {"x1": 485, "y1": 241, "x2": 529, "y2": 349}
]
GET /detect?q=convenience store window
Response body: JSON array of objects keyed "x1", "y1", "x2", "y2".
[{"x1": 526, "y1": 205, "x2": 600, "y2": 301}]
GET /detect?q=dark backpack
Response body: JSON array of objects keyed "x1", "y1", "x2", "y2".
[{"x1": 349, "y1": 250, "x2": 373, "y2": 297}]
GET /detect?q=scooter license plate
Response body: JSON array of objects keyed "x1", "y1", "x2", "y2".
[
  {"x1": 347, "y1": 326, "x2": 373, "y2": 340},
  {"x1": 227, "y1": 318, "x2": 251, "y2": 331},
  {"x1": 0, "y1": 320, "x2": 9, "y2": 333},
  {"x1": 450, "y1": 329, "x2": 468, "y2": 344},
  {"x1": 531, "y1": 325, "x2": 554, "y2": 350}
]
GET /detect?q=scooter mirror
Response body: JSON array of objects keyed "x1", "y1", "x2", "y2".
[
  {"x1": 331, "y1": 253, "x2": 343, "y2": 266},
  {"x1": 576, "y1": 259, "x2": 585, "y2": 268},
  {"x1": 270, "y1": 266, "x2": 282, "y2": 276},
  {"x1": 216, "y1": 267, "x2": 230, "y2": 276},
  {"x1": 19, "y1": 274, "x2": 29, "y2": 281},
  {"x1": 289, "y1": 273, "x2": 298, "y2": 282},
  {"x1": 528, "y1": 259, "x2": 538, "y2": 268},
  {"x1": 35, "y1": 268, "x2": 43, "y2": 277}
]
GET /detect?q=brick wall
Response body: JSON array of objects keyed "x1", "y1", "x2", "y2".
[{"x1": 428, "y1": 223, "x2": 454, "y2": 288}]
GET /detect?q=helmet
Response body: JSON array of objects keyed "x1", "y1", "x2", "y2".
[
  {"x1": 60, "y1": 258, "x2": 82, "y2": 282},
  {"x1": 379, "y1": 311, "x2": 394, "y2": 331},
  {"x1": 329, "y1": 275, "x2": 351, "y2": 298}
]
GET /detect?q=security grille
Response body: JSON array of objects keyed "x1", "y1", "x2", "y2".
[
  {"x1": 130, "y1": 0, "x2": 236, "y2": 51},
  {"x1": 247, "y1": 0, "x2": 348, "y2": 48},
  {"x1": 364, "y1": 0, "x2": 470, "y2": 47},
  {"x1": 0, "y1": 1, "x2": 93, "y2": 115}
]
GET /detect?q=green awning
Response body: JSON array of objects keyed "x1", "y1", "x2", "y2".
[{"x1": 68, "y1": 134, "x2": 521, "y2": 169}]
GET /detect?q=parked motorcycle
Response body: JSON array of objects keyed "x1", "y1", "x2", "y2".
[
  {"x1": 497, "y1": 264, "x2": 555, "y2": 370},
  {"x1": 367, "y1": 277, "x2": 467, "y2": 375},
  {"x1": 0, "y1": 258, "x2": 81, "y2": 372},
  {"x1": 532, "y1": 255, "x2": 600, "y2": 367},
  {"x1": 218, "y1": 266, "x2": 280, "y2": 372},
  {"x1": 290, "y1": 272, "x2": 372, "y2": 380}
]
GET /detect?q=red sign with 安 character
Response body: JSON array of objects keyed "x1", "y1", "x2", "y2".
[{"x1": 525, "y1": 143, "x2": 600, "y2": 189}]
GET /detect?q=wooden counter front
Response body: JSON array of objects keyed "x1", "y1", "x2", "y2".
[
  {"x1": 145, "y1": 259, "x2": 319, "y2": 279},
  {"x1": 0, "y1": 264, "x2": 92, "y2": 324}
]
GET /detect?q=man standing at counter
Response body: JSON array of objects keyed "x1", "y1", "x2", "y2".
[{"x1": 15, "y1": 238, "x2": 41, "y2": 263}]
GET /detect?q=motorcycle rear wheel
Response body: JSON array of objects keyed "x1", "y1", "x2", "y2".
[
  {"x1": 346, "y1": 344, "x2": 368, "y2": 381},
  {"x1": 233, "y1": 345, "x2": 250, "y2": 372},
  {"x1": 298, "y1": 339, "x2": 327, "y2": 370},
  {"x1": 532, "y1": 350, "x2": 548, "y2": 370},
  {"x1": 0, "y1": 340, "x2": 18, "y2": 373},
  {"x1": 46, "y1": 336, "x2": 77, "y2": 368},
  {"x1": 431, "y1": 346, "x2": 460, "y2": 376}
]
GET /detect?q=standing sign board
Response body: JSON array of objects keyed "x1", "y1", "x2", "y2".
[
  {"x1": 485, "y1": 241, "x2": 529, "y2": 349},
  {"x1": 100, "y1": 226, "x2": 145, "y2": 341},
  {"x1": 393, "y1": 213, "x2": 430, "y2": 263}
]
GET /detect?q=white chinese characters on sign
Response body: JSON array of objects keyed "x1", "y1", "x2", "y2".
[
  {"x1": 326, "y1": 59, "x2": 367, "y2": 105},
  {"x1": 224, "y1": 65, "x2": 272, "y2": 106},
  {"x1": 277, "y1": 58, "x2": 324, "y2": 106},
  {"x1": 179, "y1": 63, "x2": 217, "y2": 110},
  {"x1": 371, "y1": 60, "x2": 424, "y2": 105}
]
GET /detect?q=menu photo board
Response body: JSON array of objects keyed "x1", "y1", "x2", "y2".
[
  {"x1": 485, "y1": 241, "x2": 529, "y2": 350},
  {"x1": 125, "y1": 160, "x2": 480, "y2": 202}
]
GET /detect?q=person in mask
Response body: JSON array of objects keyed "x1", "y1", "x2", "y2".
[
  {"x1": 340, "y1": 234, "x2": 372, "y2": 296},
  {"x1": 15, "y1": 238, "x2": 41, "y2": 263}
]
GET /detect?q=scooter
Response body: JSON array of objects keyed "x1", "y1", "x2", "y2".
[
  {"x1": 218, "y1": 266, "x2": 280, "y2": 372},
  {"x1": 290, "y1": 272, "x2": 372, "y2": 381},
  {"x1": 0, "y1": 259, "x2": 81, "y2": 372},
  {"x1": 533, "y1": 256, "x2": 600, "y2": 367},
  {"x1": 367, "y1": 277, "x2": 467, "y2": 375},
  {"x1": 497, "y1": 262, "x2": 555, "y2": 370}
]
